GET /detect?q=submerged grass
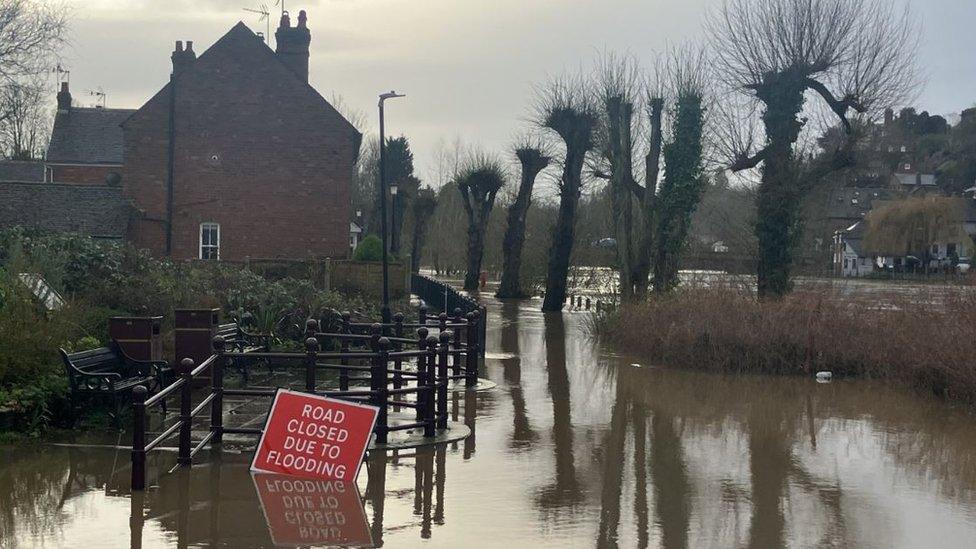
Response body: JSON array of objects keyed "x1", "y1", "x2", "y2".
[{"x1": 591, "y1": 287, "x2": 976, "y2": 407}]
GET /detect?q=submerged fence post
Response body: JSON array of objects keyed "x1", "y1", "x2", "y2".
[
  {"x1": 177, "y1": 358, "x2": 194, "y2": 467},
  {"x1": 131, "y1": 385, "x2": 148, "y2": 491},
  {"x1": 426, "y1": 334, "x2": 439, "y2": 436},
  {"x1": 437, "y1": 331, "x2": 451, "y2": 430},
  {"x1": 211, "y1": 336, "x2": 225, "y2": 445},
  {"x1": 393, "y1": 313, "x2": 404, "y2": 390},
  {"x1": 305, "y1": 337, "x2": 319, "y2": 394},
  {"x1": 465, "y1": 311, "x2": 479, "y2": 388},
  {"x1": 416, "y1": 327, "x2": 429, "y2": 421},
  {"x1": 371, "y1": 334, "x2": 391, "y2": 444}
]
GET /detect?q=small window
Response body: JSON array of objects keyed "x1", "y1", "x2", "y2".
[{"x1": 200, "y1": 222, "x2": 220, "y2": 260}]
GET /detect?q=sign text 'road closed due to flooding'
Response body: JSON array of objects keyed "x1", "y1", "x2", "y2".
[{"x1": 251, "y1": 389, "x2": 378, "y2": 482}]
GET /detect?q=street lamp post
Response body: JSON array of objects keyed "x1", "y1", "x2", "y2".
[
  {"x1": 378, "y1": 91, "x2": 405, "y2": 325},
  {"x1": 390, "y1": 183, "x2": 399, "y2": 256}
]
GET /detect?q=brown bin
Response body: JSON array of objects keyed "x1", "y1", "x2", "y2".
[
  {"x1": 109, "y1": 316, "x2": 163, "y2": 361},
  {"x1": 174, "y1": 309, "x2": 220, "y2": 371}
]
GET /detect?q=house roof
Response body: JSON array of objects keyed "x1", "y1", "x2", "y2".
[
  {"x1": 826, "y1": 187, "x2": 893, "y2": 220},
  {"x1": 47, "y1": 107, "x2": 135, "y2": 165},
  {"x1": 0, "y1": 160, "x2": 44, "y2": 181},
  {"x1": 124, "y1": 22, "x2": 360, "y2": 144},
  {"x1": 0, "y1": 181, "x2": 129, "y2": 238}
]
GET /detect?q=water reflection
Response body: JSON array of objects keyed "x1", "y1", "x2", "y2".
[{"x1": 6, "y1": 298, "x2": 976, "y2": 547}]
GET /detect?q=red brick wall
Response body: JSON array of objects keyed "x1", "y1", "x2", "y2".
[
  {"x1": 49, "y1": 164, "x2": 120, "y2": 185},
  {"x1": 122, "y1": 26, "x2": 358, "y2": 261}
]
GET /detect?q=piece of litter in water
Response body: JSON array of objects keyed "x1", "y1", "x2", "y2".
[
  {"x1": 630, "y1": 363, "x2": 642, "y2": 368},
  {"x1": 816, "y1": 371, "x2": 833, "y2": 383}
]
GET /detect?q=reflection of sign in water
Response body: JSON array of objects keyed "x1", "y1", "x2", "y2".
[
  {"x1": 251, "y1": 389, "x2": 378, "y2": 482},
  {"x1": 252, "y1": 473, "x2": 373, "y2": 547}
]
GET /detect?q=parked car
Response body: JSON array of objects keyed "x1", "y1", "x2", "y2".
[{"x1": 958, "y1": 258, "x2": 971, "y2": 274}]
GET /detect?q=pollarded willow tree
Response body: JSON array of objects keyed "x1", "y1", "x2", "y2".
[
  {"x1": 538, "y1": 76, "x2": 599, "y2": 312},
  {"x1": 456, "y1": 155, "x2": 506, "y2": 291},
  {"x1": 594, "y1": 49, "x2": 708, "y2": 298},
  {"x1": 409, "y1": 186, "x2": 438, "y2": 273},
  {"x1": 496, "y1": 143, "x2": 551, "y2": 299},
  {"x1": 710, "y1": 0, "x2": 919, "y2": 297}
]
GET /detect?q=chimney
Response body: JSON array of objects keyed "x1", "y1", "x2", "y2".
[
  {"x1": 275, "y1": 10, "x2": 311, "y2": 83},
  {"x1": 171, "y1": 40, "x2": 197, "y2": 77},
  {"x1": 56, "y1": 81, "x2": 71, "y2": 112}
]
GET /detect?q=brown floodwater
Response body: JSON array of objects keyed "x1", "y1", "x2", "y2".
[{"x1": 4, "y1": 297, "x2": 976, "y2": 548}]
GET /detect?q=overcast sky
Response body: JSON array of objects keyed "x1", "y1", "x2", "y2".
[{"x1": 62, "y1": 0, "x2": 976, "y2": 184}]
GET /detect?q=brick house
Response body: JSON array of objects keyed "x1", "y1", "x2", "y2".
[
  {"x1": 122, "y1": 11, "x2": 361, "y2": 261},
  {"x1": 46, "y1": 84, "x2": 133, "y2": 185}
]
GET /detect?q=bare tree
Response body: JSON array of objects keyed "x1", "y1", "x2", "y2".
[
  {"x1": 496, "y1": 141, "x2": 551, "y2": 299},
  {"x1": 0, "y1": 0, "x2": 67, "y2": 82},
  {"x1": 0, "y1": 76, "x2": 48, "y2": 159},
  {"x1": 537, "y1": 74, "x2": 599, "y2": 312},
  {"x1": 709, "y1": 0, "x2": 919, "y2": 297},
  {"x1": 409, "y1": 186, "x2": 438, "y2": 273},
  {"x1": 456, "y1": 153, "x2": 506, "y2": 291}
]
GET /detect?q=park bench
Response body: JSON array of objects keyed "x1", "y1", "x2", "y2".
[
  {"x1": 59, "y1": 343, "x2": 171, "y2": 424},
  {"x1": 216, "y1": 322, "x2": 272, "y2": 383}
]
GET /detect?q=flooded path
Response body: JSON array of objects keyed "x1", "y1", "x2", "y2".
[{"x1": 5, "y1": 297, "x2": 976, "y2": 547}]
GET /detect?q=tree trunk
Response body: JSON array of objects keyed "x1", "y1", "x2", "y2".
[
  {"x1": 755, "y1": 79, "x2": 805, "y2": 298},
  {"x1": 410, "y1": 220, "x2": 428, "y2": 274},
  {"x1": 463, "y1": 215, "x2": 486, "y2": 291},
  {"x1": 653, "y1": 94, "x2": 705, "y2": 293},
  {"x1": 632, "y1": 98, "x2": 665, "y2": 298},
  {"x1": 542, "y1": 147, "x2": 586, "y2": 312},
  {"x1": 497, "y1": 160, "x2": 546, "y2": 298},
  {"x1": 606, "y1": 97, "x2": 637, "y2": 302}
]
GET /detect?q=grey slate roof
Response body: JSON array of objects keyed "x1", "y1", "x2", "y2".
[
  {"x1": 0, "y1": 160, "x2": 44, "y2": 181},
  {"x1": 0, "y1": 181, "x2": 129, "y2": 238},
  {"x1": 826, "y1": 187, "x2": 894, "y2": 221},
  {"x1": 46, "y1": 107, "x2": 135, "y2": 164}
]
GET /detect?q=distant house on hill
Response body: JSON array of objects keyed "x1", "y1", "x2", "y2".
[{"x1": 0, "y1": 10, "x2": 361, "y2": 260}]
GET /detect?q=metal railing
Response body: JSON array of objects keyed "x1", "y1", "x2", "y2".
[
  {"x1": 411, "y1": 273, "x2": 487, "y2": 357},
  {"x1": 131, "y1": 305, "x2": 483, "y2": 491}
]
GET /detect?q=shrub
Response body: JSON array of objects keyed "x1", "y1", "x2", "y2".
[
  {"x1": 592, "y1": 287, "x2": 976, "y2": 408},
  {"x1": 353, "y1": 235, "x2": 383, "y2": 262}
]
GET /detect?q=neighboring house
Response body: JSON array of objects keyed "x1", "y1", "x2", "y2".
[
  {"x1": 833, "y1": 222, "x2": 876, "y2": 277},
  {"x1": 122, "y1": 12, "x2": 361, "y2": 261},
  {"x1": 0, "y1": 181, "x2": 129, "y2": 238},
  {"x1": 46, "y1": 84, "x2": 133, "y2": 185},
  {"x1": 349, "y1": 221, "x2": 363, "y2": 253}
]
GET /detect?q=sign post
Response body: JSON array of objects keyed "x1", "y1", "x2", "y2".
[{"x1": 251, "y1": 389, "x2": 378, "y2": 483}]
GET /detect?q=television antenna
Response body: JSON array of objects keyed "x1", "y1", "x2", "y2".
[
  {"x1": 88, "y1": 87, "x2": 106, "y2": 108},
  {"x1": 51, "y1": 63, "x2": 69, "y2": 86},
  {"x1": 243, "y1": 4, "x2": 272, "y2": 41}
]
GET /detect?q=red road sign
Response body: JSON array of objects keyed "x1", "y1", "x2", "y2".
[
  {"x1": 252, "y1": 473, "x2": 373, "y2": 547},
  {"x1": 251, "y1": 389, "x2": 378, "y2": 482}
]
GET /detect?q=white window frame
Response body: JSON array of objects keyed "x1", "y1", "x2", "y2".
[{"x1": 199, "y1": 222, "x2": 220, "y2": 260}]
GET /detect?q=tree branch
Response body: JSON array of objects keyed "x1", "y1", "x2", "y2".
[{"x1": 729, "y1": 145, "x2": 771, "y2": 172}]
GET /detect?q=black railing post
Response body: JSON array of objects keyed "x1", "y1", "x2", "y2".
[
  {"x1": 371, "y1": 335, "x2": 391, "y2": 444},
  {"x1": 419, "y1": 304, "x2": 428, "y2": 326},
  {"x1": 177, "y1": 358, "x2": 194, "y2": 467},
  {"x1": 465, "y1": 311, "x2": 479, "y2": 388},
  {"x1": 393, "y1": 312, "x2": 404, "y2": 390},
  {"x1": 438, "y1": 312, "x2": 447, "y2": 333},
  {"x1": 131, "y1": 384, "x2": 148, "y2": 491},
  {"x1": 305, "y1": 318, "x2": 319, "y2": 340},
  {"x1": 339, "y1": 338, "x2": 350, "y2": 391},
  {"x1": 305, "y1": 337, "x2": 319, "y2": 394},
  {"x1": 451, "y1": 318, "x2": 464, "y2": 379},
  {"x1": 341, "y1": 311, "x2": 351, "y2": 334},
  {"x1": 415, "y1": 327, "x2": 429, "y2": 421},
  {"x1": 211, "y1": 336, "x2": 225, "y2": 445},
  {"x1": 437, "y1": 331, "x2": 451, "y2": 430},
  {"x1": 426, "y1": 334, "x2": 439, "y2": 436}
]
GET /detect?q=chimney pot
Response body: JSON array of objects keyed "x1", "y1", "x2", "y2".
[
  {"x1": 175, "y1": 40, "x2": 183, "y2": 52},
  {"x1": 186, "y1": 41, "x2": 193, "y2": 53},
  {"x1": 56, "y1": 81, "x2": 71, "y2": 112}
]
